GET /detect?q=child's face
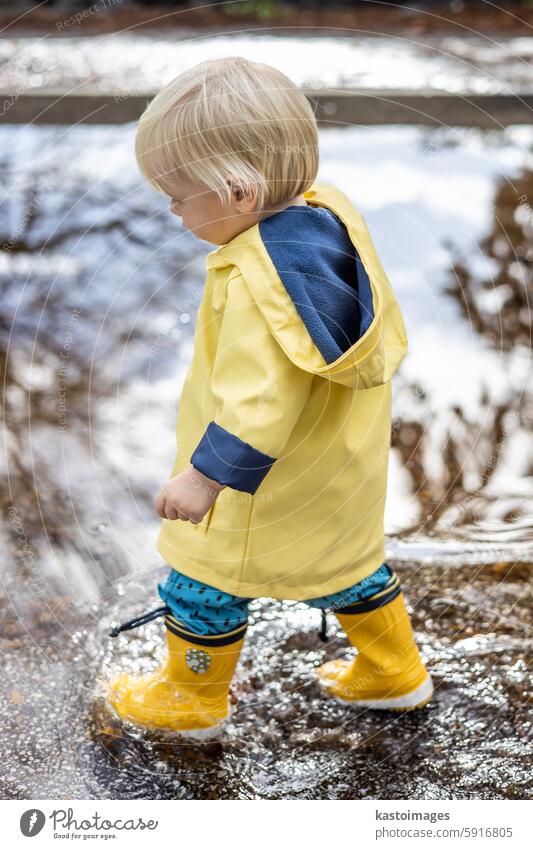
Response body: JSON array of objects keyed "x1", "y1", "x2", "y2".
[{"x1": 167, "y1": 176, "x2": 259, "y2": 246}]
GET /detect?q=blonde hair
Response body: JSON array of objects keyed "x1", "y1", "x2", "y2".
[{"x1": 135, "y1": 56, "x2": 319, "y2": 210}]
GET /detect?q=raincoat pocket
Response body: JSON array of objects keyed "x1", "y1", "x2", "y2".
[{"x1": 202, "y1": 500, "x2": 216, "y2": 534}]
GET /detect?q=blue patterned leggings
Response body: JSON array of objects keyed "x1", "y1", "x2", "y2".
[{"x1": 158, "y1": 562, "x2": 400, "y2": 636}]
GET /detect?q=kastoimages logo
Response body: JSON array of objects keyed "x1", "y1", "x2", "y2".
[{"x1": 20, "y1": 809, "x2": 46, "y2": 837}]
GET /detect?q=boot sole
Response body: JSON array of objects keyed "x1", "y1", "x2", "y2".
[
  {"x1": 319, "y1": 674, "x2": 434, "y2": 711},
  {"x1": 105, "y1": 696, "x2": 229, "y2": 739},
  {"x1": 171, "y1": 718, "x2": 228, "y2": 740}
]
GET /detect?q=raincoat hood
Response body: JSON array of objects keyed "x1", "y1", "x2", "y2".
[{"x1": 205, "y1": 183, "x2": 408, "y2": 389}]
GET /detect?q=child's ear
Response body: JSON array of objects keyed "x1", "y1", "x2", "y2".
[{"x1": 227, "y1": 179, "x2": 258, "y2": 211}]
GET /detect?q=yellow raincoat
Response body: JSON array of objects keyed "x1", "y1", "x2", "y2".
[{"x1": 156, "y1": 184, "x2": 408, "y2": 600}]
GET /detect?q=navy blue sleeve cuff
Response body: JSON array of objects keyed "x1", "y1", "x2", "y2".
[{"x1": 190, "y1": 421, "x2": 276, "y2": 494}]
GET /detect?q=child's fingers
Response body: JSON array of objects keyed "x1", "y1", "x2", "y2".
[
  {"x1": 156, "y1": 493, "x2": 179, "y2": 521},
  {"x1": 155, "y1": 487, "x2": 199, "y2": 523},
  {"x1": 155, "y1": 490, "x2": 166, "y2": 516},
  {"x1": 164, "y1": 496, "x2": 191, "y2": 522},
  {"x1": 159, "y1": 496, "x2": 172, "y2": 519},
  {"x1": 164, "y1": 499, "x2": 181, "y2": 521}
]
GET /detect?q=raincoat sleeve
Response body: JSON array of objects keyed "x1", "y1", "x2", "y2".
[{"x1": 190, "y1": 271, "x2": 314, "y2": 494}]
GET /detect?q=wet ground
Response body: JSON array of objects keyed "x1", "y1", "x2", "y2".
[
  {"x1": 0, "y1": 121, "x2": 532, "y2": 798},
  {"x1": 1, "y1": 558, "x2": 531, "y2": 800}
]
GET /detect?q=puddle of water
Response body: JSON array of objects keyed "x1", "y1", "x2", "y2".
[
  {"x1": 1, "y1": 560, "x2": 531, "y2": 799},
  {"x1": 0, "y1": 122, "x2": 531, "y2": 798},
  {"x1": 1, "y1": 33, "x2": 533, "y2": 95}
]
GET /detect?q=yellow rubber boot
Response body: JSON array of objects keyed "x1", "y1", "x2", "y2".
[
  {"x1": 317, "y1": 591, "x2": 433, "y2": 711},
  {"x1": 107, "y1": 614, "x2": 246, "y2": 737}
]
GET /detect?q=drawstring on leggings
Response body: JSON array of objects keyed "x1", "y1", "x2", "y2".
[
  {"x1": 110, "y1": 604, "x2": 331, "y2": 642},
  {"x1": 109, "y1": 605, "x2": 170, "y2": 638},
  {"x1": 319, "y1": 609, "x2": 329, "y2": 642}
]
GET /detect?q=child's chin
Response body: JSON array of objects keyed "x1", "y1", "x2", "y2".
[
  {"x1": 186, "y1": 225, "x2": 221, "y2": 245},
  {"x1": 199, "y1": 233, "x2": 224, "y2": 246}
]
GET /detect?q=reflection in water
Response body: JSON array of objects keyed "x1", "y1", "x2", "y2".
[
  {"x1": 0, "y1": 124, "x2": 531, "y2": 798},
  {"x1": 390, "y1": 163, "x2": 532, "y2": 553},
  {"x1": 448, "y1": 167, "x2": 532, "y2": 351}
]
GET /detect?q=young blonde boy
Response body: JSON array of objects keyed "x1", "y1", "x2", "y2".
[{"x1": 107, "y1": 56, "x2": 433, "y2": 737}]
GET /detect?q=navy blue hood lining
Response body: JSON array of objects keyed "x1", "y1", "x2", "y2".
[{"x1": 258, "y1": 205, "x2": 374, "y2": 365}]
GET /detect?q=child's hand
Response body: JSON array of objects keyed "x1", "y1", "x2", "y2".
[{"x1": 155, "y1": 465, "x2": 226, "y2": 523}]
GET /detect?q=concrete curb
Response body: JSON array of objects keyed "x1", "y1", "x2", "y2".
[{"x1": 1, "y1": 89, "x2": 532, "y2": 127}]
